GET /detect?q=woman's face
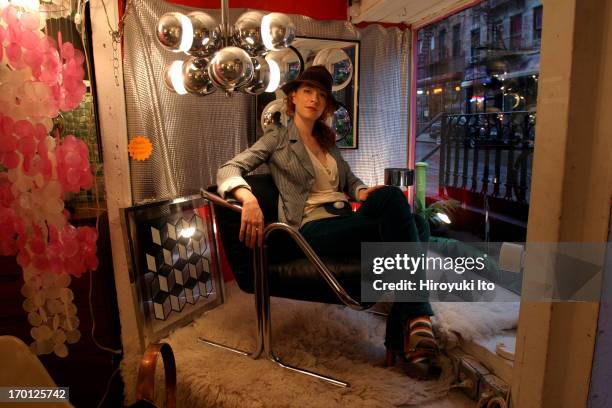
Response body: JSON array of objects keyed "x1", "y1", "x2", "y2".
[{"x1": 290, "y1": 84, "x2": 327, "y2": 122}]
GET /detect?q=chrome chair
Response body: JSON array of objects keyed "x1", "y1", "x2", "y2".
[{"x1": 199, "y1": 174, "x2": 373, "y2": 387}]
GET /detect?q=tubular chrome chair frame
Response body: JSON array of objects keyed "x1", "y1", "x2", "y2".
[{"x1": 198, "y1": 189, "x2": 369, "y2": 387}]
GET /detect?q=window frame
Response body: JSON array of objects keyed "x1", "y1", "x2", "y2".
[
  {"x1": 452, "y1": 23, "x2": 462, "y2": 57},
  {"x1": 533, "y1": 5, "x2": 543, "y2": 42},
  {"x1": 510, "y1": 13, "x2": 523, "y2": 50}
]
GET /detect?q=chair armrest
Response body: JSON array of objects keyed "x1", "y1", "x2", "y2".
[
  {"x1": 262, "y1": 222, "x2": 368, "y2": 311},
  {"x1": 201, "y1": 188, "x2": 243, "y2": 213}
]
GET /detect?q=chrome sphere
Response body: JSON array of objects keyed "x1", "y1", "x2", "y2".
[
  {"x1": 163, "y1": 60, "x2": 188, "y2": 95},
  {"x1": 261, "y1": 99, "x2": 287, "y2": 130},
  {"x1": 313, "y1": 48, "x2": 353, "y2": 91},
  {"x1": 241, "y1": 57, "x2": 271, "y2": 95},
  {"x1": 267, "y1": 47, "x2": 302, "y2": 88},
  {"x1": 187, "y1": 12, "x2": 221, "y2": 57},
  {"x1": 208, "y1": 46, "x2": 254, "y2": 92},
  {"x1": 182, "y1": 57, "x2": 216, "y2": 96},
  {"x1": 157, "y1": 12, "x2": 192, "y2": 52},
  {"x1": 233, "y1": 11, "x2": 266, "y2": 56},
  {"x1": 261, "y1": 13, "x2": 295, "y2": 51}
]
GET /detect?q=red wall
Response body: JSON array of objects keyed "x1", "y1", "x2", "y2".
[{"x1": 119, "y1": 0, "x2": 348, "y2": 21}]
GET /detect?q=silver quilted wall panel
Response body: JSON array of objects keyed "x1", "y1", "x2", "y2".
[
  {"x1": 123, "y1": 0, "x2": 410, "y2": 203},
  {"x1": 349, "y1": 25, "x2": 411, "y2": 186}
]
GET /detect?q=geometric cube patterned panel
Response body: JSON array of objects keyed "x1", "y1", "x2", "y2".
[
  {"x1": 123, "y1": 195, "x2": 224, "y2": 345},
  {"x1": 147, "y1": 212, "x2": 214, "y2": 321}
]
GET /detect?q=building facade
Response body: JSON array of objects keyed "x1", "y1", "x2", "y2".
[{"x1": 416, "y1": 0, "x2": 543, "y2": 130}]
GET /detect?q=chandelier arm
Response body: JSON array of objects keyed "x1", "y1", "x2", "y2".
[{"x1": 221, "y1": 0, "x2": 230, "y2": 46}]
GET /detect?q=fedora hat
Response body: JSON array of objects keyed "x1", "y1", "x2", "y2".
[{"x1": 281, "y1": 65, "x2": 338, "y2": 108}]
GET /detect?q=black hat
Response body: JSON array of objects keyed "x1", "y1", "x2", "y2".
[{"x1": 281, "y1": 65, "x2": 337, "y2": 107}]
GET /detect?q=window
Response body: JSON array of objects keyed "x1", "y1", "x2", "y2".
[
  {"x1": 472, "y1": 11, "x2": 480, "y2": 26},
  {"x1": 452, "y1": 24, "x2": 461, "y2": 57},
  {"x1": 439, "y1": 29, "x2": 447, "y2": 60},
  {"x1": 471, "y1": 28, "x2": 480, "y2": 59},
  {"x1": 429, "y1": 35, "x2": 436, "y2": 61},
  {"x1": 510, "y1": 13, "x2": 523, "y2": 49},
  {"x1": 533, "y1": 6, "x2": 543, "y2": 41},
  {"x1": 415, "y1": 0, "x2": 542, "y2": 246},
  {"x1": 492, "y1": 20, "x2": 505, "y2": 49}
]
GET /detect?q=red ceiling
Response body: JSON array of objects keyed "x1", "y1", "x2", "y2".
[{"x1": 119, "y1": 0, "x2": 348, "y2": 21}]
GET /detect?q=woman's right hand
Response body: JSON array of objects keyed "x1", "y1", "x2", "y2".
[{"x1": 233, "y1": 187, "x2": 264, "y2": 248}]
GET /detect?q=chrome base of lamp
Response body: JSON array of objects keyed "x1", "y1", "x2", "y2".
[{"x1": 384, "y1": 168, "x2": 414, "y2": 187}]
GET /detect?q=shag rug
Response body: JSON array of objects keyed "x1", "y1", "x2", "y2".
[{"x1": 121, "y1": 282, "x2": 518, "y2": 408}]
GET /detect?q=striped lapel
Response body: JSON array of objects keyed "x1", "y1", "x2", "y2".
[{"x1": 288, "y1": 121, "x2": 315, "y2": 178}]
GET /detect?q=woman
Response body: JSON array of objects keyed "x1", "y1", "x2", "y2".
[{"x1": 217, "y1": 66, "x2": 439, "y2": 378}]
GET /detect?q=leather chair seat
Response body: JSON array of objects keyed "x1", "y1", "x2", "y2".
[{"x1": 268, "y1": 256, "x2": 362, "y2": 304}]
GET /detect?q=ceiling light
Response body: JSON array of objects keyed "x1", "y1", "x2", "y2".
[{"x1": 156, "y1": 0, "x2": 296, "y2": 97}]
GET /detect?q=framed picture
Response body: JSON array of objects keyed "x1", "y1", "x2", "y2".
[{"x1": 122, "y1": 195, "x2": 224, "y2": 345}]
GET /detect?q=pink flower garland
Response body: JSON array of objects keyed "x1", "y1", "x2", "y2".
[{"x1": 0, "y1": 4, "x2": 97, "y2": 357}]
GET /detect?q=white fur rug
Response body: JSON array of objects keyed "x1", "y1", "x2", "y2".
[
  {"x1": 432, "y1": 302, "x2": 519, "y2": 349},
  {"x1": 121, "y1": 282, "x2": 518, "y2": 407}
]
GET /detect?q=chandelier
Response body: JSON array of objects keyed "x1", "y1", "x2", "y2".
[{"x1": 156, "y1": 0, "x2": 296, "y2": 97}]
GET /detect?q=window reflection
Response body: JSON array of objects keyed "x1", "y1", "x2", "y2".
[{"x1": 415, "y1": 0, "x2": 543, "y2": 243}]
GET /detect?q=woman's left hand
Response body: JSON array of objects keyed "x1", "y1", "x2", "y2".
[{"x1": 358, "y1": 185, "x2": 386, "y2": 202}]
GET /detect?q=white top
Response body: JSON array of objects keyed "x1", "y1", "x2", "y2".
[{"x1": 300, "y1": 146, "x2": 349, "y2": 226}]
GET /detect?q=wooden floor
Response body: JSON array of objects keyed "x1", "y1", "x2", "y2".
[{"x1": 0, "y1": 212, "x2": 124, "y2": 407}]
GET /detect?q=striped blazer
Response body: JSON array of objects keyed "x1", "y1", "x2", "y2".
[{"x1": 217, "y1": 121, "x2": 367, "y2": 228}]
